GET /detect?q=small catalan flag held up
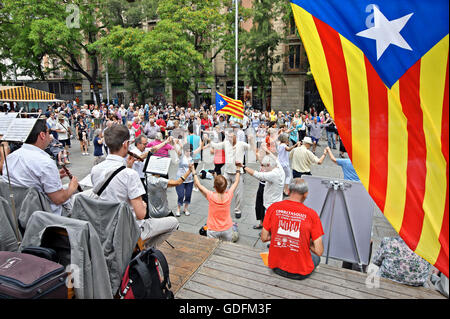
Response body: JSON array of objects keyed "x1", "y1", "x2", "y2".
[
  {"x1": 290, "y1": 0, "x2": 448, "y2": 276},
  {"x1": 215, "y1": 92, "x2": 244, "y2": 119}
]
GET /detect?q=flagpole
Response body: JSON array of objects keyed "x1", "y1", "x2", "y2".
[
  {"x1": 105, "y1": 62, "x2": 110, "y2": 105},
  {"x1": 235, "y1": 0, "x2": 238, "y2": 100}
]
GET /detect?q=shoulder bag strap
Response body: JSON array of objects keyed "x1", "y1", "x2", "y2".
[
  {"x1": 133, "y1": 257, "x2": 153, "y2": 299},
  {"x1": 95, "y1": 166, "x2": 126, "y2": 197}
]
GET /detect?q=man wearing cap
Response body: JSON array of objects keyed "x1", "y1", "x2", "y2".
[{"x1": 289, "y1": 137, "x2": 328, "y2": 178}]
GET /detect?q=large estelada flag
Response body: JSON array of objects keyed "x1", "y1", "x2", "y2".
[
  {"x1": 215, "y1": 92, "x2": 244, "y2": 119},
  {"x1": 291, "y1": 0, "x2": 449, "y2": 277}
]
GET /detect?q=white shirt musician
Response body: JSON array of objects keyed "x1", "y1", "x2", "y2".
[{"x1": 2, "y1": 119, "x2": 79, "y2": 215}]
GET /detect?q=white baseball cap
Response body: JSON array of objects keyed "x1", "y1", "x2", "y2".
[{"x1": 302, "y1": 136, "x2": 313, "y2": 145}]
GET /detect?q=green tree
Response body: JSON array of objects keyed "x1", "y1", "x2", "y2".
[
  {"x1": 147, "y1": 0, "x2": 230, "y2": 107},
  {"x1": 0, "y1": 1, "x2": 48, "y2": 83},
  {"x1": 93, "y1": 0, "x2": 162, "y2": 104},
  {"x1": 94, "y1": 26, "x2": 153, "y2": 104},
  {"x1": 0, "y1": 0, "x2": 161, "y2": 103},
  {"x1": 99, "y1": 0, "x2": 159, "y2": 28},
  {"x1": 0, "y1": 0, "x2": 109, "y2": 103}
]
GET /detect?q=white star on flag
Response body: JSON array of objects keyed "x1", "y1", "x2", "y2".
[
  {"x1": 356, "y1": 6, "x2": 414, "y2": 60},
  {"x1": 219, "y1": 100, "x2": 224, "y2": 106}
]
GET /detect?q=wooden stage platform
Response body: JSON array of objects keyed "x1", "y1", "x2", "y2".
[{"x1": 159, "y1": 231, "x2": 445, "y2": 299}]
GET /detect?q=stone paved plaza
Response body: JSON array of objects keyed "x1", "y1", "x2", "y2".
[{"x1": 66, "y1": 133, "x2": 398, "y2": 268}]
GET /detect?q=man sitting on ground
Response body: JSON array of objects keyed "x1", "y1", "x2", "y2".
[
  {"x1": 90, "y1": 124, "x2": 179, "y2": 248},
  {"x1": 261, "y1": 178, "x2": 324, "y2": 280}
]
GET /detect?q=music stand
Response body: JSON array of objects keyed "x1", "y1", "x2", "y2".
[
  {"x1": 0, "y1": 112, "x2": 19, "y2": 136},
  {"x1": 1, "y1": 118, "x2": 38, "y2": 245},
  {"x1": 142, "y1": 152, "x2": 175, "y2": 249},
  {"x1": 145, "y1": 155, "x2": 171, "y2": 177}
]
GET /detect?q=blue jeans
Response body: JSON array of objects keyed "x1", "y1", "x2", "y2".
[
  {"x1": 327, "y1": 130, "x2": 336, "y2": 148},
  {"x1": 175, "y1": 182, "x2": 194, "y2": 206}
]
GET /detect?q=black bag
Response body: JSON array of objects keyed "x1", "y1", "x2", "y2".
[
  {"x1": 119, "y1": 247, "x2": 174, "y2": 299},
  {"x1": 199, "y1": 224, "x2": 207, "y2": 236},
  {"x1": 0, "y1": 251, "x2": 68, "y2": 299},
  {"x1": 22, "y1": 246, "x2": 58, "y2": 263}
]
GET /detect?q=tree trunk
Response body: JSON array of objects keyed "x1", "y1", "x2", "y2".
[{"x1": 194, "y1": 81, "x2": 200, "y2": 108}]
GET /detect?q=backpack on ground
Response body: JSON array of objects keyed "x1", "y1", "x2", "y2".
[
  {"x1": 199, "y1": 224, "x2": 207, "y2": 236},
  {"x1": 119, "y1": 247, "x2": 173, "y2": 299}
]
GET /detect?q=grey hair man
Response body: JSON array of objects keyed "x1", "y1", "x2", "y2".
[
  {"x1": 143, "y1": 118, "x2": 160, "y2": 139},
  {"x1": 261, "y1": 178, "x2": 324, "y2": 280},
  {"x1": 240, "y1": 144, "x2": 285, "y2": 228}
]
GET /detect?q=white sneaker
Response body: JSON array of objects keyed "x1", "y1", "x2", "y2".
[
  {"x1": 193, "y1": 187, "x2": 199, "y2": 192},
  {"x1": 175, "y1": 210, "x2": 181, "y2": 217},
  {"x1": 184, "y1": 210, "x2": 190, "y2": 216}
]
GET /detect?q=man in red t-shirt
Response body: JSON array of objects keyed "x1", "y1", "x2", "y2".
[{"x1": 262, "y1": 178, "x2": 324, "y2": 279}]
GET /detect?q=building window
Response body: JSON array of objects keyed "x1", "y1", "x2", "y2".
[
  {"x1": 48, "y1": 82, "x2": 60, "y2": 96},
  {"x1": 60, "y1": 82, "x2": 75, "y2": 95},
  {"x1": 288, "y1": 44, "x2": 301, "y2": 70}
]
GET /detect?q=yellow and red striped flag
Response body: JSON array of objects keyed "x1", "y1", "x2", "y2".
[
  {"x1": 291, "y1": 0, "x2": 449, "y2": 276},
  {"x1": 215, "y1": 91, "x2": 244, "y2": 119}
]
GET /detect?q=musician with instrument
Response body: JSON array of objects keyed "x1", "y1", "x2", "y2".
[
  {"x1": 129, "y1": 134, "x2": 173, "y2": 178},
  {"x1": 1, "y1": 119, "x2": 79, "y2": 215},
  {"x1": 128, "y1": 134, "x2": 174, "y2": 214},
  {"x1": 90, "y1": 124, "x2": 179, "y2": 248}
]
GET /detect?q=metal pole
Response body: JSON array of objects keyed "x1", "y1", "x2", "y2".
[
  {"x1": 235, "y1": 0, "x2": 238, "y2": 100},
  {"x1": 325, "y1": 187, "x2": 338, "y2": 265},
  {"x1": 105, "y1": 63, "x2": 110, "y2": 105}
]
